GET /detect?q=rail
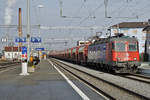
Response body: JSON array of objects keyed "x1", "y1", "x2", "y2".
[
  {"x1": 121, "y1": 74, "x2": 150, "y2": 84},
  {"x1": 50, "y1": 58, "x2": 150, "y2": 100}
]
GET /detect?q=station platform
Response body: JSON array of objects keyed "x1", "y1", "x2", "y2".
[
  {"x1": 139, "y1": 62, "x2": 150, "y2": 69},
  {"x1": 137, "y1": 62, "x2": 150, "y2": 75},
  {"x1": 0, "y1": 60, "x2": 104, "y2": 100}
]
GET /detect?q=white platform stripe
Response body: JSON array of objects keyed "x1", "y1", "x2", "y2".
[{"x1": 48, "y1": 60, "x2": 90, "y2": 100}]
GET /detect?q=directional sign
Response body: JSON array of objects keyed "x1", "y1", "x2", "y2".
[
  {"x1": 15, "y1": 37, "x2": 26, "y2": 43},
  {"x1": 35, "y1": 48, "x2": 44, "y2": 51},
  {"x1": 22, "y1": 46, "x2": 27, "y2": 59},
  {"x1": 31, "y1": 37, "x2": 42, "y2": 43},
  {"x1": 22, "y1": 46, "x2": 27, "y2": 54}
]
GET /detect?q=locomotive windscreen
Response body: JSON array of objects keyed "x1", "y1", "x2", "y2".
[
  {"x1": 115, "y1": 42, "x2": 126, "y2": 51},
  {"x1": 128, "y1": 43, "x2": 137, "y2": 51}
]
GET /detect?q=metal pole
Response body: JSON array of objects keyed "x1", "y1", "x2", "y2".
[
  {"x1": 38, "y1": 5, "x2": 44, "y2": 60},
  {"x1": 104, "y1": 0, "x2": 108, "y2": 18},
  {"x1": 20, "y1": 0, "x2": 30, "y2": 75},
  {"x1": 37, "y1": 5, "x2": 44, "y2": 45},
  {"x1": 38, "y1": 6, "x2": 41, "y2": 47},
  {"x1": 27, "y1": 0, "x2": 30, "y2": 62}
]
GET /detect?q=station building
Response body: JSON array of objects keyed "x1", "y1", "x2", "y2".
[
  {"x1": 143, "y1": 23, "x2": 150, "y2": 61},
  {"x1": 4, "y1": 46, "x2": 22, "y2": 61}
]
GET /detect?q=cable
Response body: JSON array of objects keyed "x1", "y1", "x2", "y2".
[
  {"x1": 74, "y1": 0, "x2": 87, "y2": 16},
  {"x1": 79, "y1": 2, "x2": 104, "y2": 25},
  {"x1": 103, "y1": 0, "x2": 142, "y2": 27},
  {"x1": 133, "y1": 1, "x2": 150, "y2": 18},
  {"x1": 68, "y1": 0, "x2": 87, "y2": 25}
]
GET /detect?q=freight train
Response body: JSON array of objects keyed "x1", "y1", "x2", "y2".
[{"x1": 49, "y1": 34, "x2": 141, "y2": 73}]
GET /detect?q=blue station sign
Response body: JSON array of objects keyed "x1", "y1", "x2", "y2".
[
  {"x1": 22, "y1": 46, "x2": 27, "y2": 59},
  {"x1": 22, "y1": 46, "x2": 27, "y2": 54},
  {"x1": 31, "y1": 37, "x2": 42, "y2": 43},
  {"x1": 15, "y1": 37, "x2": 26, "y2": 43},
  {"x1": 35, "y1": 48, "x2": 44, "y2": 51}
]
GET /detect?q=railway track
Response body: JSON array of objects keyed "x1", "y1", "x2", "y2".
[
  {"x1": 49, "y1": 58, "x2": 150, "y2": 100},
  {"x1": 121, "y1": 74, "x2": 150, "y2": 84},
  {"x1": 0, "y1": 61, "x2": 20, "y2": 70}
]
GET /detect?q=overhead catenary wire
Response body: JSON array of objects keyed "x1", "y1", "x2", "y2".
[
  {"x1": 102, "y1": 0, "x2": 141, "y2": 28},
  {"x1": 64, "y1": 0, "x2": 95, "y2": 44},
  {"x1": 108, "y1": 0, "x2": 149, "y2": 20},
  {"x1": 58, "y1": 0, "x2": 83, "y2": 18},
  {"x1": 131, "y1": 1, "x2": 150, "y2": 18},
  {"x1": 67, "y1": 0, "x2": 87, "y2": 27},
  {"x1": 107, "y1": 0, "x2": 138, "y2": 19},
  {"x1": 79, "y1": 2, "x2": 104, "y2": 25},
  {"x1": 90, "y1": 0, "x2": 142, "y2": 36}
]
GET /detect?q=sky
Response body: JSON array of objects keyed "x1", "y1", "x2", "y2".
[{"x1": 0, "y1": 0, "x2": 150, "y2": 51}]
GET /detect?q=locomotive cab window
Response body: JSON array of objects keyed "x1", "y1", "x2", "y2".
[
  {"x1": 128, "y1": 43, "x2": 137, "y2": 51},
  {"x1": 115, "y1": 42, "x2": 125, "y2": 51}
]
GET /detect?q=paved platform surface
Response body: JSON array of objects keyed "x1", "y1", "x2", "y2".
[
  {"x1": 137, "y1": 62, "x2": 150, "y2": 76},
  {"x1": 0, "y1": 60, "x2": 105, "y2": 100}
]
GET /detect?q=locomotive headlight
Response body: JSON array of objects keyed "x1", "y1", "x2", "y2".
[
  {"x1": 134, "y1": 58, "x2": 137, "y2": 60},
  {"x1": 117, "y1": 58, "x2": 121, "y2": 61}
]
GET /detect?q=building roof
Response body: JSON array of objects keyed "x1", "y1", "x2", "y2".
[
  {"x1": 4, "y1": 46, "x2": 21, "y2": 52},
  {"x1": 111, "y1": 22, "x2": 148, "y2": 28}
]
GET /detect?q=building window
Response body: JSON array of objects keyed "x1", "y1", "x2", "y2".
[
  {"x1": 124, "y1": 30, "x2": 128, "y2": 33},
  {"x1": 15, "y1": 53, "x2": 17, "y2": 56},
  {"x1": 142, "y1": 36, "x2": 146, "y2": 40},
  {"x1": 143, "y1": 31, "x2": 147, "y2": 33},
  {"x1": 133, "y1": 30, "x2": 137, "y2": 34},
  {"x1": 113, "y1": 29, "x2": 118, "y2": 33}
]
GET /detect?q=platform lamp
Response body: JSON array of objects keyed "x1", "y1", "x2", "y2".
[{"x1": 37, "y1": 4, "x2": 44, "y2": 60}]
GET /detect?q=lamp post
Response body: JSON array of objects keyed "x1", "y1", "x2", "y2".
[
  {"x1": 37, "y1": 4, "x2": 44, "y2": 60},
  {"x1": 37, "y1": 4, "x2": 44, "y2": 46}
]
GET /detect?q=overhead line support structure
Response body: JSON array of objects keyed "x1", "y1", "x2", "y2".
[{"x1": 104, "y1": 0, "x2": 108, "y2": 18}]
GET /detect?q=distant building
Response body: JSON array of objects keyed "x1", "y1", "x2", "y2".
[
  {"x1": 110, "y1": 22, "x2": 148, "y2": 61},
  {"x1": 143, "y1": 23, "x2": 150, "y2": 61},
  {"x1": 4, "y1": 46, "x2": 22, "y2": 60}
]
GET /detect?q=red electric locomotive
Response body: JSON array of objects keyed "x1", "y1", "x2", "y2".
[
  {"x1": 49, "y1": 34, "x2": 140, "y2": 73},
  {"x1": 88, "y1": 34, "x2": 140, "y2": 73}
]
